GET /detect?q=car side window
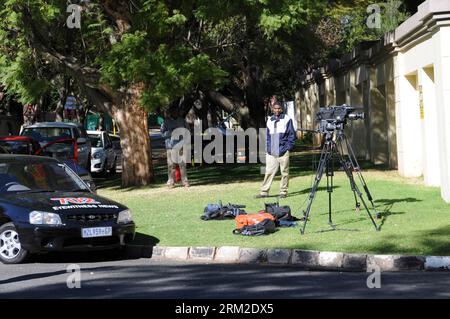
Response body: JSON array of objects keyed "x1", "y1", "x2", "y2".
[
  {"x1": 111, "y1": 136, "x2": 121, "y2": 150},
  {"x1": 73, "y1": 129, "x2": 80, "y2": 139},
  {"x1": 104, "y1": 134, "x2": 112, "y2": 148}
]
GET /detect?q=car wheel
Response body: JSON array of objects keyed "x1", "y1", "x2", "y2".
[{"x1": 0, "y1": 223, "x2": 29, "y2": 264}]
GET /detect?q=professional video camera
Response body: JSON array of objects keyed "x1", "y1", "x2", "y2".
[{"x1": 316, "y1": 104, "x2": 364, "y2": 133}]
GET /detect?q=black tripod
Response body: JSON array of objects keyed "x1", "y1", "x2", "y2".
[{"x1": 300, "y1": 129, "x2": 380, "y2": 235}]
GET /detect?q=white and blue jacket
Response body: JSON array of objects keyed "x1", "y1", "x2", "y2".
[{"x1": 266, "y1": 113, "x2": 296, "y2": 157}]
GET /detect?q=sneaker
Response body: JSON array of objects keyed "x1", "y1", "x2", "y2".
[
  {"x1": 254, "y1": 194, "x2": 268, "y2": 199},
  {"x1": 279, "y1": 194, "x2": 287, "y2": 199},
  {"x1": 183, "y1": 182, "x2": 190, "y2": 188},
  {"x1": 167, "y1": 183, "x2": 175, "y2": 189}
]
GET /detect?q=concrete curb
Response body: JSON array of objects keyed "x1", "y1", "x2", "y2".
[{"x1": 125, "y1": 245, "x2": 450, "y2": 272}]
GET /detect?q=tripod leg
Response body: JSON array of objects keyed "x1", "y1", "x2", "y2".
[
  {"x1": 343, "y1": 135, "x2": 381, "y2": 219},
  {"x1": 300, "y1": 143, "x2": 331, "y2": 235},
  {"x1": 354, "y1": 189, "x2": 380, "y2": 231},
  {"x1": 339, "y1": 134, "x2": 380, "y2": 230},
  {"x1": 336, "y1": 137, "x2": 360, "y2": 212},
  {"x1": 326, "y1": 147, "x2": 335, "y2": 228}
]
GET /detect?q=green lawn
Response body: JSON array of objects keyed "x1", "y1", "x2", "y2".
[{"x1": 97, "y1": 152, "x2": 450, "y2": 256}]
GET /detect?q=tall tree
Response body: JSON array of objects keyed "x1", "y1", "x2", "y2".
[
  {"x1": 185, "y1": 0, "x2": 328, "y2": 129},
  {"x1": 0, "y1": 0, "x2": 226, "y2": 187}
]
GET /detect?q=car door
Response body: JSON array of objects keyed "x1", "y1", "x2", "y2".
[
  {"x1": 73, "y1": 129, "x2": 86, "y2": 167},
  {"x1": 103, "y1": 133, "x2": 115, "y2": 169},
  {"x1": 76, "y1": 128, "x2": 91, "y2": 169}
]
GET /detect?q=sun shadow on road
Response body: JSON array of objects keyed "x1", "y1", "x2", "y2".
[{"x1": 26, "y1": 233, "x2": 159, "y2": 264}]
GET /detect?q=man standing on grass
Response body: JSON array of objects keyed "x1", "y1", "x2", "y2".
[
  {"x1": 161, "y1": 108, "x2": 190, "y2": 188},
  {"x1": 255, "y1": 102, "x2": 296, "y2": 199}
]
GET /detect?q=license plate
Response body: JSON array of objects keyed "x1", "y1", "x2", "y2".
[{"x1": 81, "y1": 227, "x2": 112, "y2": 238}]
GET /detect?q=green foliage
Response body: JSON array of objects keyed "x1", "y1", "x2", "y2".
[
  {"x1": 326, "y1": 0, "x2": 410, "y2": 55},
  {"x1": 0, "y1": 49, "x2": 49, "y2": 104},
  {"x1": 99, "y1": 33, "x2": 228, "y2": 110},
  {"x1": 0, "y1": 0, "x2": 70, "y2": 106},
  {"x1": 186, "y1": 0, "x2": 329, "y2": 98},
  {"x1": 165, "y1": 10, "x2": 187, "y2": 26},
  {"x1": 259, "y1": 0, "x2": 325, "y2": 38}
]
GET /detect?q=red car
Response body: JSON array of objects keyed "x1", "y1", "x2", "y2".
[
  {"x1": 0, "y1": 136, "x2": 78, "y2": 162},
  {"x1": 0, "y1": 136, "x2": 41, "y2": 155}
]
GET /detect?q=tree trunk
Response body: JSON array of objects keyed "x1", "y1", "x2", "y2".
[{"x1": 112, "y1": 85, "x2": 153, "y2": 188}]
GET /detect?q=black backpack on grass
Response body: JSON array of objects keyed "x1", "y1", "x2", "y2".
[
  {"x1": 201, "y1": 202, "x2": 246, "y2": 221},
  {"x1": 265, "y1": 202, "x2": 293, "y2": 221},
  {"x1": 233, "y1": 218, "x2": 276, "y2": 236}
]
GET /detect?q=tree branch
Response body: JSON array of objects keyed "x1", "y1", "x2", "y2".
[
  {"x1": 99, "y1": 0, "x2": 132, "y2": 36},
  {"x1": 19, "y1": 4, "x2": 115, "y2": 115},
  {"x1": 203, "y1": 90, "x2": 237, "y2": 113}
]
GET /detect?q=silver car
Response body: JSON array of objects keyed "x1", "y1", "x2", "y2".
[
  {"x1": 87, "y1": 130, "x2": 118, "y2": 175},
  {"x1": 20, "y1": 122, "x2": 92, "y2": 170}
]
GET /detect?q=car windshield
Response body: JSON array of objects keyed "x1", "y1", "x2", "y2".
[
  {"x1": 22, "y1": 127, "x2": 72, "y2": 142},
  {"x1": 0, "y1": 161, "x2": 88, "y2": 193},
  {"x1": 88, "y1": 134, "x2": 103, "y2": 148},
  {"x1": 0, "y1": 140, "x2": 31, "y2": 155}
]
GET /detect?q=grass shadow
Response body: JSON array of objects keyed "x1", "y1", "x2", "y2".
[
  {"x1": 94, "y1": 165, "x2": 168, "y2": 192},
  {"x1": 347, "y1": 225, "x2": 450, "y2": 256},
  {"x1": 94, "y1": 151, "x2": 402, "y2": 191},
  {"x1": 374, "y1": 197, "x2": 422, "y2": 230},
  {"x1": 186, "y1": 152, "x2": 325, "y2": 187}
]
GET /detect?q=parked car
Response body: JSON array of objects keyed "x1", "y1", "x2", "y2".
[
  {"x1": 0, "y1": 155, "x2": 135, "y2": 264},
  {"x1": 20, "y1": 122, "x2": 91, "y2": 170},
  {"x1": 87, "y1": 131, "x2": 118, "y2": 175},
  {"x1": 1, "y1": 136, "x2": 97, "y2": 192}
]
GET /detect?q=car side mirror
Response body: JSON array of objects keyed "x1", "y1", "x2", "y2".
[
  {"x1": 85, "y1": 180, "x2": 97, "y2": 193},
  {"x1": 77, "y1": 137, "x2": 87, "y2": 145}
]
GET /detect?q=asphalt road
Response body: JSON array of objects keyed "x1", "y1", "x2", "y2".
[{"x1": 1, "y1": 252, "x2": 450, "y2": 299}]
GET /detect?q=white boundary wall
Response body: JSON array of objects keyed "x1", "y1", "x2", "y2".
[{"x1": 297, "y1": 0, "x2": 450, "y2": 203}]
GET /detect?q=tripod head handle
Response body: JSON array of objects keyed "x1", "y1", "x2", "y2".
[{"x1": 297, "y1": 128, "x2": 320, "y2": 134}]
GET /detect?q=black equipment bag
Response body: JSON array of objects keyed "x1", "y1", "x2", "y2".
[
  {"x1": 201, "y1": 202, "x2": 246, "y2": 221},
  {"x1": 233, "y1": 218, "x2": 276, "y2": 236},
  {"x1": 265, "y1": 202, "x2": 293, "y2": 221}
]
